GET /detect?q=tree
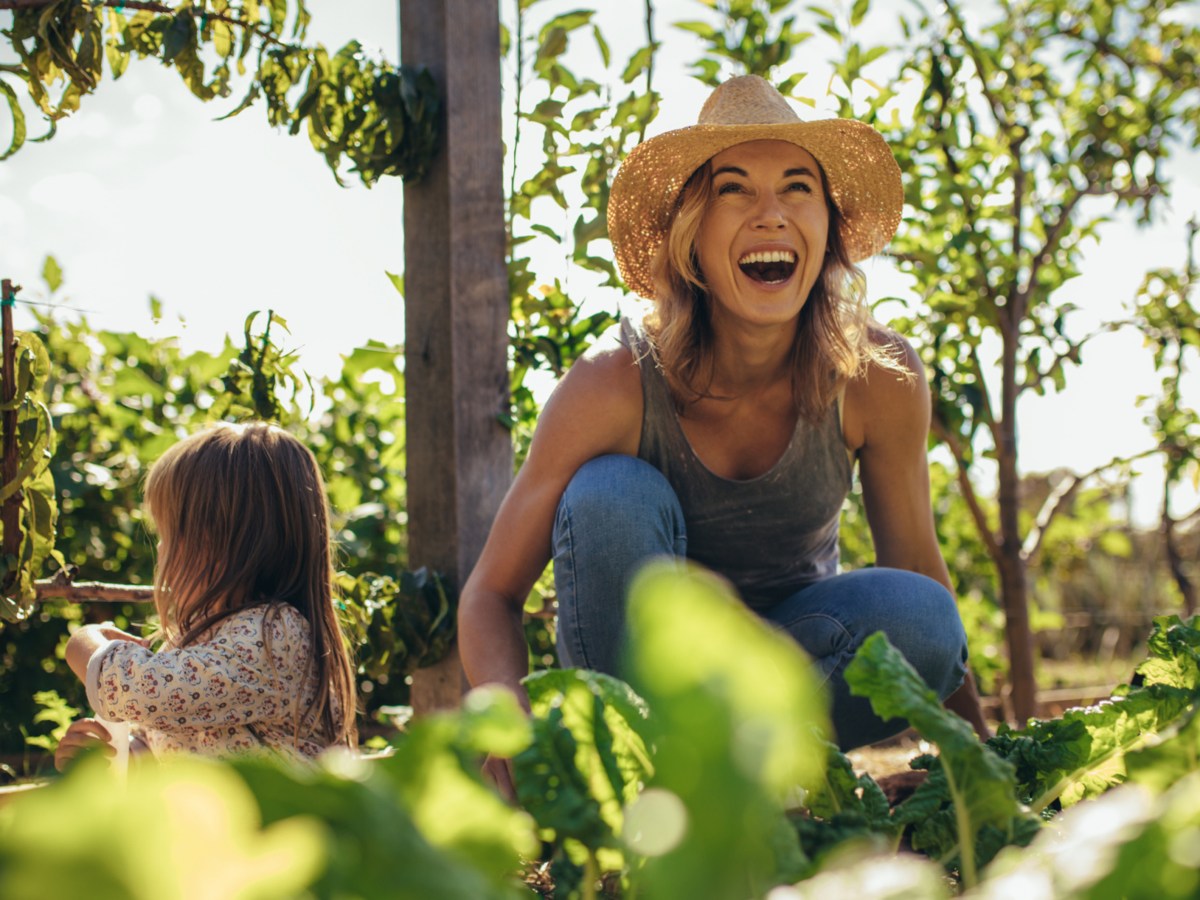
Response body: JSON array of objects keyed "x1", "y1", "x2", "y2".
[
  {"x1": 1132, "y1": 218, "x2": 1199, "y2": 615},
  {"x1": 678, "y1": 0, "x2": 1200, "y2": 722},
  {"x1": 853, "y1": 0, "x2": 1200, "y2": 722}
]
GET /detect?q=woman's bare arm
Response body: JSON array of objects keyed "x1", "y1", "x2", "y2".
[
  {"x1": 846, "y1": 336, "x2": 990, "y2": 738},
  {"x1": 457, "y1": 331, "x2": 642, "y2": 705}
]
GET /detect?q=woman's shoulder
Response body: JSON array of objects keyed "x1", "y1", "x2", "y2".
[
  {"x1": 850, "y1": 324, "x2": 925, "y2": 390},
  {"x1": 529, "y1": 319, "x2": 644, "y2": 463},
  {"x1": 551, "y1": 320, "x2": 641, "y2": 403},
  {"x1": 843, "y1": 325, "x2": 929, "y2": 449}
]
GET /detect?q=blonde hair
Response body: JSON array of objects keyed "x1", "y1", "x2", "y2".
[
  {"x1": 145, "y1": 422, "x2": 357, "y2": 748},
  {"x1": 646, "y1": 158, "x2": 902, "y2": 421}
]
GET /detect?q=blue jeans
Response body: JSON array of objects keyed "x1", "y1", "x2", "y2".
[{"x1": 553, "y1": 455, "x2": 969, "y2": 750}]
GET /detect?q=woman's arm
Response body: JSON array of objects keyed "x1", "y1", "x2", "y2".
[
  {"x1": 458, "y1": 332, "x2": 643, "y2": 704},
  {"x1": 845, "y1": 335, "x2": 990, "y2": 738},
  {"x1": 458, "y1": 334, "x2": 641, "y2": 800}
]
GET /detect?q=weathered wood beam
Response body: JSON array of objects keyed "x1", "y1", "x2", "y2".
[{"x1": 399, "y1": 0, "x2": 511, "y2": 713}]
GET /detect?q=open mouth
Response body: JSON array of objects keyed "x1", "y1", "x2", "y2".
[{"x1": 737, "y1": 250, "x2": 798, "y2": 284}]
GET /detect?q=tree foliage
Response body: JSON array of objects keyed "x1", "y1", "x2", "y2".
[{"x1": 0, "y1": 0, "x2": 439, "y2": 185}]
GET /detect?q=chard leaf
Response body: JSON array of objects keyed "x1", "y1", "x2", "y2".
[
  {"x1": 514, "y1": 667, "x2": 654, "y2": 853},
  {"x1": 514, "y1": 705, "x2": 615, "y2": 848},
  {"x1": 845, "y1": 632, "x2": 1031, "y2": 887},
  {"x1": 1124, "y1": 707, "x2": 1200, "y2": 795},
  {"x1": 989, "y1": 683, "x2": 1194, "y2": 813},
  {"x1": 788, "y1": 740, "x2": 902, "y2": 876},
  {"x1": 975, "y1": 775, "x2": 1200, "y2": 900},
  {"x1": 624, "y1": 563, "x2": 828, "y2": 899},
  {"x1": 1137, "y1": 615, "x2": 1200, "y2": 691}
]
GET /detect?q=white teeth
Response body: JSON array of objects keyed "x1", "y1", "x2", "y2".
[{"x1": 737, "y1": 250, "x2": 797, "y2": 265}]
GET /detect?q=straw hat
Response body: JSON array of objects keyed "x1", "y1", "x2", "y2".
[{"x1": 608, "y1": 75, "x2": 903, "y2": 300}]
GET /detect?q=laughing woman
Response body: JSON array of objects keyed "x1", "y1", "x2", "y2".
[{"x1": 458, "y1": 75, "x2": 987, "y2": 799}]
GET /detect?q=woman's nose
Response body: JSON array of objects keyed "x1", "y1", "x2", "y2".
[{"x1": 751, "y1": 194, "x2": 786, "y2": 228}]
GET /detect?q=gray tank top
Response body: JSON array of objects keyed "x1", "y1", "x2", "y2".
[{"x1": 622, "y1": 316, "x2": 853, "y2": 610}]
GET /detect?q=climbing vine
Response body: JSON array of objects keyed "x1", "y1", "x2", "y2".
[{"x1": 0, "y1": 0, "x2": 440, "y2": 185}]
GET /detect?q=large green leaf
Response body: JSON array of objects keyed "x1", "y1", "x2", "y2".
[
  {"x1": 624, "y1": 562, "x2": 828, "y2": 898},
  {"x1": 846, "y1": 632, "x2": 1033, "y2": 886}
]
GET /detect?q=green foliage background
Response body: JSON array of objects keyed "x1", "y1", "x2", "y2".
[
  {"x1": 4, "y1": 0, "x2": 1197, "y2": 765},
  {"x1": 0, "y1": 263, "x2": 426, "y2": 761}
]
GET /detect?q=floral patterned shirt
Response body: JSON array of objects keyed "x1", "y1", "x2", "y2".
[{"x1": 85, "y1": 604, "x2": 331, "y2": 762}]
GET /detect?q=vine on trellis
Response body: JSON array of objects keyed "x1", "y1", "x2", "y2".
[
  {"x1": 0, "y1": 279, "x2": 62, "y2": 621},
  {"x1": 0, "y1": 0, "x2": 440, "y2": 185}
]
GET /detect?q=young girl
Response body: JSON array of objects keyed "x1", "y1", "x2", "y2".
[{"x1": 55, "y1": 422, "x2": 357, "y2": 770}]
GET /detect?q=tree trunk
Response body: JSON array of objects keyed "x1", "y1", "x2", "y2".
[
  {"x1": 996, "y1": 548, "x2": 1037, "y2": 723},
  {"x1": 998, "y1": 298, "x2": 1038, "y2": 724},
  {"x1": 1162, "y1": 482, "x2": 1197, "y2": 618}
]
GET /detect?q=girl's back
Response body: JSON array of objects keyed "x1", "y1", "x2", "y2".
[
  {"x1": 59, "y1": 423, "x2": 356, "y2": 772},
  {"x1": 88, "y1": 603, "x2": 331, "y2": 762}
]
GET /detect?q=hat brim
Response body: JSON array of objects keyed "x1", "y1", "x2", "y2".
[{"x1": 607, "y1": 119, "x2": 903, "y2": 300}]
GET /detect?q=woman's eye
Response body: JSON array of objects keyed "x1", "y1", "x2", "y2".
[
  {"x1": 786, "y1": 181, "x2": 813, "y2": 194},
  {"x1": 716, "y1": 182, "x2": 744, "y2": 195}
]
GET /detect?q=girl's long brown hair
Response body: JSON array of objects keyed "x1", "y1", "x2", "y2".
[
  {"x1": 647, "y1": 157, "x2": 905, "y2": 421},
  {"x1": 145, "y1": 422, "x2": 357, "y2": 748}
]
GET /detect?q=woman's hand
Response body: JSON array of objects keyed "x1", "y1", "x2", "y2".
[
  {"x1": 481, "y1": 754, "x2": 518, "y2": 805},
  {"x1": 54, "y1": 718, "x2": 114, "y2": 772}
]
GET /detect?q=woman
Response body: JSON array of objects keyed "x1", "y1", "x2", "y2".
[{"x1": 458, "y1": 75, "x2": 987, "y2": 798}]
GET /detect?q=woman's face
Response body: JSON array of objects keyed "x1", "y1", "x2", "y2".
[{"x1": 694, "y1": 140, "x2": 830, "y2": 331}]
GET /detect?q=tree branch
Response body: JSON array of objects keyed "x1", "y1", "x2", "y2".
[
  {"x1": 942, "y1": 0, "x2": 1011, "y2": 132},
  {"x1": 967, "y1": 343, "x2": 1002, "y2": 450},
  {"x1": 1020, "y1": 447, "x2": 1160, "y2": 564},
  {"x1": 1018, "y1": 323, "x2": 1118, "y2": 394},
  {"x1": 932, "y1": 413, "x2": 1001, "y2": 561},
  {"x1": 33, "y1": 577, "x2": 153, "y2": 604},
  {"x1": 1021, "y1": 186, "x2": 1087, "y2": 302}
]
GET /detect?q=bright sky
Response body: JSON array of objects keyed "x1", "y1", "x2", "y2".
[{"x1": 0, "y1": 0, "x2": 1196, "y2": 525}]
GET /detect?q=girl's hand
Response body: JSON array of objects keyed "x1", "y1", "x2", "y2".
[
  {"x1": 54, "y1": 718, "x2": 114, "y2": 772},
  {"x1": 93, "y1": 623, "x2": 151, "y2": 647}
]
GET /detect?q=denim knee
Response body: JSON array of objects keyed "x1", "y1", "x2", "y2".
[
  {"x1": 557, "y1": 455, "x2": 682, "y2": 530},
  {"x1": 553, "y1": 455, "x2": 686, "y2": 675}
]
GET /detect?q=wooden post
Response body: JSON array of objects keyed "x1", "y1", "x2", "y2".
[{"x1": 399, "y1": 1, "x2": 511, "y2": 712}]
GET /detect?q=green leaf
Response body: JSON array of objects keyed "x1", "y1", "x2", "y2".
[
  {"x1": 625, "y1": 563, "x2": 827, "y2": 899},
  {"x1": 845, "y1": 632, "x2": 1030, "y2": 887},
  {"x1": 621, "y1": 45, "x2": 654, "y2": 84},
  {"x1": 385, "y1": 270, "x2": 404, "y2": 297},
  {"x1": 673, "y1": 20, "x2": 718, "y2": 40},
  {"x1": 161, "y1": 13, "x2": 192, "y2": 64},
  {"x1": 0, "y1": 80, "x2": 27, "y2": 161},
  {"x1": 592, "y1": 24, "x2": 610, "y2": 68},
  {"x1": 0, "y1": 757, "x2": 325, "y2": 898},
  {"x1": 515, "y1": 667, "x2": 653, "y2": 855},
  {"x1": 382, "y1": 700, "x2": 539, "y2": 883},
  {"x1": 850, "y1": 0, "x2": 870, "y2": 28},
  {"x1": 542, "y1": 9, "x2": 594, "y2": 34},
  {"x1": 41, "y1": 256, "x2": 62, "y2": 293}
]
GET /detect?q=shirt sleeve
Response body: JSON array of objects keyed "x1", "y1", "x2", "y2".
[{"x1": 87, "y1": 606, "x2": 313, "y2": 733}]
